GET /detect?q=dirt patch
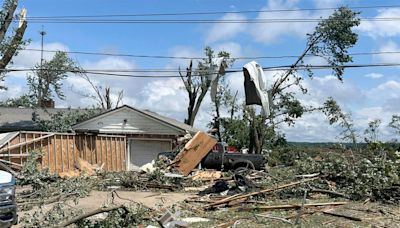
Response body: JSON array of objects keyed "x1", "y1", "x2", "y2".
[{"x1": 76, "y1": 190, "x2": 194, "y2": 210}]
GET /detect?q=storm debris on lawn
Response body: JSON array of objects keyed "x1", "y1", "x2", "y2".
[{"x1": 12, "y1": 138, "x2": 400, "y2": 227}]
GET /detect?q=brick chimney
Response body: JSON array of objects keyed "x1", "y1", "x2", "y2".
[{"x1": 40, "y1": 99, "x2": 55, "y2": 108}]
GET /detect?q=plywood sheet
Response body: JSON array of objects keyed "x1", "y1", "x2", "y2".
[{"x1": 172, "y1": 132, "x2": 217, "y2": 176}]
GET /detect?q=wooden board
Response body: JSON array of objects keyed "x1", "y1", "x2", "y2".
[{"x1": 172, "y1": 132, "x2": 217, "y2": 176}]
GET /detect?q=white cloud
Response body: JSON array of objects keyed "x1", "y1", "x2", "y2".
[
  {"x1": 250, "y1": 0, "x2": 322, "y2": 44},
  {"x1": 0, "y1": 82, "x2": 25, "y2": 98},
  {"x1": 358, "y1": 9, "x2": 400, "y2": 38},
  {"x1": 376, "y1": 41, "x2": 400, "y2": 64},
  {"x1": 206, "y1": 13, "x2": 247, "y2": 43},
  {"x1": 279, "y1": 77, "x2": 400, "y2": 142},
  {"x1": 365, "y1": 73, "x2": 383, "y2": 79},
  {"x1": 281, "y1": 112, "x2": 339, "y2": 142},
  {"x1": 166, "y1": 46, "x2": 201, "y2": 69},
  {"x1": 312, "y1": 0, "x2": 343, "y2": 8},
  {"x1": 140, "y1": 78, "x2": 187, "y2": 113},
  {"x1": 11, "y1": 42, "x2": 70, "y2": 69}
]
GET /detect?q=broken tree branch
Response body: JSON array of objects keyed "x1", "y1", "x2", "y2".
[
  {"x1": 256, "y1": 214, "x2": 293, "y2": 225},
  {"x1": 56, "y1": 204, "x2": 127, "y2": 227},
  {"x1": 322, "y1": 209, "x2": 362, "y2": 221},
  {"x1": 310, "y1": 188, "x2": 349, "y2": 198},
  {"x1": 238, "y1": 202, "x2": 348, "y2": 211},
  {"x1": 205, "y1": 177, "x2": 319, "y2": 209}
]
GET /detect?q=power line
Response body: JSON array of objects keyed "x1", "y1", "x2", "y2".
[
  {"x1": 9, "y1": 17, "x2": 400, "y2": 24},
  {"x1": 24, "y1": 5, "x2": 400, "y2": 18},
  {"x1": 20, "y1": 48, "x2": 400, "y2": 60},
  {"x1": 3, "y1": 63, "x2": 400, "y2": 78}
]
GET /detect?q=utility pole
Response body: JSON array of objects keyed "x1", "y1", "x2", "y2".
[
  {"x1": 38, "y1": 27, "x2": 46, "y2": 107},
  {"x1": 39, "y1": 27, "x2": 46, "y2": 69}
]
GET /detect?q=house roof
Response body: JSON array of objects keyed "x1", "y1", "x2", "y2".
[
  {"x1": 141, "y1": 109, "x2": 198, "y2": 134},
  {"x1": 0, "y1": 132, "x2": 19, "y2": 148},
  {"x1": 0, "y1": 107, "x2": 85, "y2": 132},
  {"x1": 72, "y1": 105, "x2": 198, "y2": 134}
]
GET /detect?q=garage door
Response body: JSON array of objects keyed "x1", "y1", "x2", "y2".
[{"x1": 129, "y1": 139, "x2": 172, "y2": 169}]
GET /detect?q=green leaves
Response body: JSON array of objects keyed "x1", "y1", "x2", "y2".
[
  {"x1": 308, "y1": 7, "x2": 360, "y2": 81},
  {"x1": 33, "y1": 108, "x2": 102, "y2": 132},
  {"x1": 27, "y1": 51, "x2": 80, "y2": 104},
  {"x1": 322, "y1": 97, "x2": 357, "y2": 144},
  {"x1": 295, "y1": 153, "x2": 400, "y2": 203}
]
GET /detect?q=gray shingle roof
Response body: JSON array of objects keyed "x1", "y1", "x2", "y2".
[
  {"x1": 141, "y1": 109, "x2": 199, "y2": 134},
  {"x1": 0, "y1": 106, "x2": 199, "y2": 134},
  {"x1": 0, "y1": 107, "x2": 81, "y2": 132},
  {"x1": 73, "y1": 105, "x2": 198, "y2": 134}
]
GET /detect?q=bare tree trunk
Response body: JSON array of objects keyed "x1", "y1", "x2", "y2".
[
  {"x1": 230, "y1": 91, "x2": 238, "y2": 121},
  {"x1": 0, "y1": 21, "x2": 27, "y2": 70},
  {"x1": 0, "y1": 0, "x2": 18, "y2": 43},
  {"x1": 271, "y1": 36, "x2": 320, "y2": 97}
]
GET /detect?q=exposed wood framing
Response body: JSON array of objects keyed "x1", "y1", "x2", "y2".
[{"x1": 0, "y1": 132, "x2": 126, "y2": 174}]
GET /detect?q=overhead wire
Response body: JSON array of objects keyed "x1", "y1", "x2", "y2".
[
  {"x1": 19, "y1": 48, "x2": 400, "y2": 60},
  {"x1": 7, "y1": 17, "x2": 400, "y2": 24},
  {"x1": 23, "y1": 4, "x2": 400, "y2": 18},
  {"x1": 3, "y1": 63, "x2": 400, "y2": 78}
]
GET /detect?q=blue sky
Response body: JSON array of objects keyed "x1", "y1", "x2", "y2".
[{"x1": 2, "y1": 0, "x2": 400, "y2": 142}]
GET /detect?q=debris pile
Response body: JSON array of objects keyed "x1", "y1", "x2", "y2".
[{"x1": 6, "y1": 132, "x2": 400, "y2": 227}]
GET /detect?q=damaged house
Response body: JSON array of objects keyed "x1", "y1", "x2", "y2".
[{"x1": 0, "y1": 105, "x2": 197, "y2": 173}]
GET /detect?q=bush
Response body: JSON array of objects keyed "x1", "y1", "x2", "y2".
[{"x1": 17, "y1": 150, "x2": 57, "y2": 189}]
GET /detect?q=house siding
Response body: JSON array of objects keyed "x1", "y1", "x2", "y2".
[{"x1": 74, "y1": 108, "x2": 182, "y2": 135}]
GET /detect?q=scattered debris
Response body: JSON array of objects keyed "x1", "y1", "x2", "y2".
[
  {"x1": 75, "y1": 157, "x2": 96, "y2": 176},
  {"x1": 157, "y1": 210, "x2": 188, "y2": 228},
  {"x1": 181, "y1": 217, "x2": 210, "y2": 223},
  {"x1": 12, "y1": 138, "x2": 400, "y2": 227},
  {"x1": 191, "y1": 170, "x2": 222, "y2": 181},
  {"x1": 238, "y1": 201, "x2": 348, "y2": 211},
  {"x1": 59, "y1": 169, "x2": 80, "y2": 178},
  {"x1": 141, "y1": 161, "x2": 157, "y2": 174},
  {"x1": 205, "y1": 177, "x2": 319, "y2": 209}
]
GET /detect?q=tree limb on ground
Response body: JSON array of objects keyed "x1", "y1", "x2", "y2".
[
  {"x1": 238, "y1": 202, "x2": 348, "y2": 211},
  {"x1": 322, "y1": 209, "x2": 362, "y2": 221},
  {"x1": 56, "y1": 204, "x2": 127, "y2": 227},
  {"x1": 205, "y1": 177, "x2": 319, "y2": 209}
]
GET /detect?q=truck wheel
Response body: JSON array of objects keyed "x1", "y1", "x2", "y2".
[{"x1": 234, "y1": 160, "x2": 255, "y2": 175}]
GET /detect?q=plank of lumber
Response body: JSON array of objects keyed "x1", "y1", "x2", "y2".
[
  {"x1": 206, "y1": 177, "x2": 319, "y2": 208},
  {"x1": 0, "y1": 154, "x2": 29, "y2": 158},
  {"x1": 239, "y1": 202, "x2": 348, "y2": 211},
  {"x1": 0, "y1": 161, "x2": 19, "y2": 176},
  {"x1": 310, "y1": 188, "x2": 349, "y2": 198},
  {"x1": 322, "y1": 210, "x2": 362, "y2": 221},
  {"x1": 0, "y1": 133, "x2": 54, "y2": 153},
  {"x1": 172, "y1": 132, "x2": 217, "y2": 176},
  {"x1": 0, "y1": 159, "x2": 23, "y2": 167}
]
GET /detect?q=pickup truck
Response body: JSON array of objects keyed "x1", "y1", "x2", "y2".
[
  {"x1": 159, "y1": 143, "x2": 266, "y2": 171},
  {"x1": 0, "y1": 170, "x2": 17, "y2": 227}
]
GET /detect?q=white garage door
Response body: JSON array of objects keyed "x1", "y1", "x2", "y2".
[{"x1": 129, "y1": 139, "x2": 172, "y2": 169}]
